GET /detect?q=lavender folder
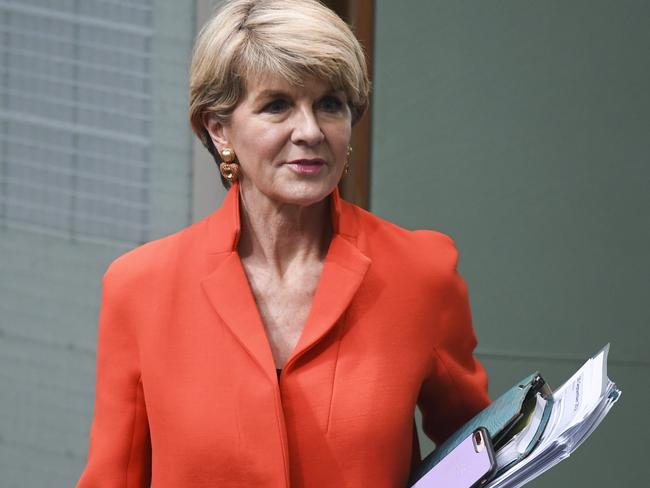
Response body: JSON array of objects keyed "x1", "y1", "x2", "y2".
[{"x1": 411, "y1": 429, "x2": 495, "y2": 488}]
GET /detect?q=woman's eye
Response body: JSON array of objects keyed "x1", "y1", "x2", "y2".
[
  {"x1": 319, "y1": 96, "x2": 344, "y2": 112},
  {"x1": 263, "y1": 99, "x2": 290, "y2": 114}
]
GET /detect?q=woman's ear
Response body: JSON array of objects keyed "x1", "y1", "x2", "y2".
[{"x1": 203, "y1": 113, "x2": 229, "y2": 152}]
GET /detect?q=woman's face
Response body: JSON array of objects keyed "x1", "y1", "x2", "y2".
[{"x1": 206, "y1": 74, "x2": 352, "y2": 207}]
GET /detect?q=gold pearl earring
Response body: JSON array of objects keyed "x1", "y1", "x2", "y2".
[
  {"x1": 344, "y1": 145, "x2": 353, "y2": 176},
  {"x1": 219, "y1": 148, "x2": 239, "y2": 183}
]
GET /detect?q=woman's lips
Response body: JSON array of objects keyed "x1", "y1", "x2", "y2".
[{"x1": 286, "y1": 159, "x2": 326, "y2": 174}]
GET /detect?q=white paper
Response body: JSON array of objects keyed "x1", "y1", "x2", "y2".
[{"x1": 484, "y1": 345, "x2": 621, "y2": 488}]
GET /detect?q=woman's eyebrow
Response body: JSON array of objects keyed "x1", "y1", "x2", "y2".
[
  {"x1": 251, "y1": 88, "x2": 344, "y2": 105},
  {"x1": 253, "y1": 90, "x2": 289, "y2": 102}
]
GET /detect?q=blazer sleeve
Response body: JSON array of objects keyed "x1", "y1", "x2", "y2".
[
  {"x1": 77, "y1": 263, "x2": 152, "y2": 487},
  {"x1": 417, "y1": 240, "x2": 491, "y2": 446}
]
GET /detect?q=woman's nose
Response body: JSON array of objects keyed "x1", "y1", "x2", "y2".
[{"x1": 291, "y1": 107, "x2": 325, "y2": 146}]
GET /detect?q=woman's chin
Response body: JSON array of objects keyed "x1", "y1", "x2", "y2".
[
  {"x1": 259, "y1": 179, "x2": 338, "y2": 207},
  {"x1": 240, "y1": 168, "x2": 342, "y2": 207},
  {"x1": 277, "y1": 183, "x2": 335, "y2": 206}
]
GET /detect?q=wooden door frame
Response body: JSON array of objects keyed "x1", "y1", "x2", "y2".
[{"x1": 327, "y1": 0, "x2": 375, "y2": 210}]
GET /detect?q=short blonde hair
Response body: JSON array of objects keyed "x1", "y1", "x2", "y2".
[{"x1": 189, "y1": 0, "x2": 370, "y2": 152}]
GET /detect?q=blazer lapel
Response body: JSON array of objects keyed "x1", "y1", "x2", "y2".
[
  {"x1": 201, "y1": 182, "x2": 276, "y2": 382},
  {"x1": 287, "y1": 188, "x2": 372, "y2": 371},
  {"x1": 287, "y1": 233, "x2": 371, "y2": 369},
  {"x1": 202, "y1": 252, "x2": 277, "y2": 381}
]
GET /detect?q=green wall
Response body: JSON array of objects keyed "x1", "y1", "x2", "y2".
[{"x1": 372, "y1": 1, "x2": 649, "y2": 486}]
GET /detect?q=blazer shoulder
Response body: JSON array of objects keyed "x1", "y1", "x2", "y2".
[
  {"x1": 351, "y1": 203, "x2": 460, "y2": 271},
  {"x1": 104, "y1": 216, "x2": 209, "y2": 287}
]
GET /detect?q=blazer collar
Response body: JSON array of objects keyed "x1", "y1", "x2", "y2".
[
  {"x1": 201, "y1": 182, "x2": 371, "y2": 382},
  {"x1": 205, "y1": 181, "x2": 357, "y2": 254}
]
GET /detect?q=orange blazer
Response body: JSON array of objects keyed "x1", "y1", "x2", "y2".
[{"x1": 77, "y1": 182, "x2": 490, "y2": 488}]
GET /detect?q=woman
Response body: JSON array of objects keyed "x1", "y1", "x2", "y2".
[{"x1": 77, "y1": 0, "x2": 490, "y2": 486}]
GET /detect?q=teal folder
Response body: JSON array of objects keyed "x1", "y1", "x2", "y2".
[{"x1": 409, "y1": 373, "x2": 554, "y2": 487}]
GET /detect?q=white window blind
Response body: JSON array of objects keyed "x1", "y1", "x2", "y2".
[{"x1": 0, "y1": 0, "x2": 154, "y2": 244}]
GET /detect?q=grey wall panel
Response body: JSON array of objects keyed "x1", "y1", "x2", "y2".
[
  {"x1": 0, "y1": 227, "x2": 125, "y2": 485},
  {"x1": 373, "y1": 1, "x2": 649, "y2": 486},
  {"x1": 0, "y1": 1, "x2": 195, "y2": 486}
]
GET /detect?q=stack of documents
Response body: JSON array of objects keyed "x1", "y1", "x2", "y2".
[
  {"x1": 485, "y1": 344, "x2": 621, "y2": 488},
  {"x1": 409, "y1": 345, "x2": 621, "y2": 488}
]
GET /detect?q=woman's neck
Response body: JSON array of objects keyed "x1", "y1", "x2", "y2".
[{"x1": 236, "y1": 184, "x2": 333, "y2": 278}]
